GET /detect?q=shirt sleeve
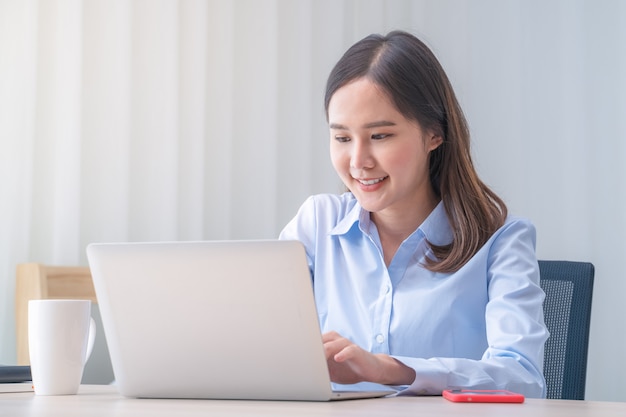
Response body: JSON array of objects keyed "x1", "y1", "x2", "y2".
[{"x1": 395, "y1": 218, "x2": 548, "y2": 398}]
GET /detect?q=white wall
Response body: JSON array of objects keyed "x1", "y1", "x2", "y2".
[{"x1": 0, "y1": 0, "x2": 624, "y2": 401}]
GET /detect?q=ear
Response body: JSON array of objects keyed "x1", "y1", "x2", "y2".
[{"x1": 427, "y1": 134, "x2": 443, "y2": 152}]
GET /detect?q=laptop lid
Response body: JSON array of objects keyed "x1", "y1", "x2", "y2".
[{"x1": 86, "y1": 240, "x2": 392, "y2": 401}]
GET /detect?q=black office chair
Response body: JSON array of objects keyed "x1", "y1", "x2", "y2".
[{"x1": 538, "y1": 260, "x2": 594, "y2": 400}]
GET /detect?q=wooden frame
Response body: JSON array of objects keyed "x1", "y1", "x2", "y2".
[{"x1": 15, "y1": 263, "x2": 96, "y2": 365}]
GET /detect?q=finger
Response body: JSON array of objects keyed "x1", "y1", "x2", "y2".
[
  {"x1": 333, "y1": 343, "x2": 361, "y2": 363},
  {"x1": 323, "y1": 337, "x2": 351, "y2": 360},
  {"x1": 321, "y1": 331, "x2": 342, "y2": 343}
]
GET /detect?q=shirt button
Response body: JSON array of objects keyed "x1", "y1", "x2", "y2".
[{"x1": 375, "y1": 334, "x2": 385, "y2": 344}]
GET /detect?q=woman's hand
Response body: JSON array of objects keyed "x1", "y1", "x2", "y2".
[{"x1": 322, "y1": 331, "x2": 416, "y2": 385}]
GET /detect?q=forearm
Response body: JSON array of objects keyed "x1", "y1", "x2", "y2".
[{"x1": 392, "y1": 355, "x2": 546, "y2": 398}]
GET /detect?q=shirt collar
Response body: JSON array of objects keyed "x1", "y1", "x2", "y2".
[
  {"x1": 329, "y1": 199, "x2": 453, "y2": 245},
  {"x1": 418, "y1": 200, "x2": 453, "y2": 246},
  {"x1": 329, "y1": 201, "x2": 365, "y2": 236}
]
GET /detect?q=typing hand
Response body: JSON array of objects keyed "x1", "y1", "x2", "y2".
[{"x1": 322, "y1": 331, "x2": 416, "y2": 386}]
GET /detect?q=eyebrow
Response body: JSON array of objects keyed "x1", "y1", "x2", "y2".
[{"x1": 329, "y1": 120, "x2": 397, "y2": 130}]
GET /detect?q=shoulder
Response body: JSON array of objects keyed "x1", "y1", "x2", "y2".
[
  {"x1": 485, "y1": 215, "x2": 538, "y2": 271},
  {"x1": 495, "y1": 216, "x2": 536, "y2": 242},
  {"x1": 279, "y1": 193, "x2": 359, "y2": 241}
]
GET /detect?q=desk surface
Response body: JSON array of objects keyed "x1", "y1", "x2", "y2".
[{"x1": 2, "y1": 385, "x2": 625, "y2": 417}]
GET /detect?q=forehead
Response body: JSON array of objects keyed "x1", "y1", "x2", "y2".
[
  {"x1": 328, "y1": 78, "x2": 406, "y2": 126},
  {"x1": 329, "y1": 78, "x2": 390, "y2": 108}
]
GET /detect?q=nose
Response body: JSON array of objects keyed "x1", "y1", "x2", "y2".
[{"x1": 350, "y1": 139, "x2": 375, "y2": 170}]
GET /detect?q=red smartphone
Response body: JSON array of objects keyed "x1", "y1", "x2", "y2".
[{"x1": 442, "y1": 389, "x2": 525, "y2": 403}]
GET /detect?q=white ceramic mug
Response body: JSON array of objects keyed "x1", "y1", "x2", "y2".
[{"x1": 28, "y1": 299, "x2": 96, "y2": 395}]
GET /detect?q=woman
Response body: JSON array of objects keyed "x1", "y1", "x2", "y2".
[{"x1": 279, "y1": 30, "x2": 548, "y2": 397}]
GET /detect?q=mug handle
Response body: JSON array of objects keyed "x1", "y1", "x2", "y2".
[{"x1": 84, "y1": 317, "x2": 96, "y2": 364}]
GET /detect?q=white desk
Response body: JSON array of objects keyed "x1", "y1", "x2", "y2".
[{"x1": 2, "y1": 385, "x2": 625, "y2": 417}]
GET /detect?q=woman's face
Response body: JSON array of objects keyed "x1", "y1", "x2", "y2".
[{"x1": 328, "y1": 78, "x2": 442, "y2": 218}]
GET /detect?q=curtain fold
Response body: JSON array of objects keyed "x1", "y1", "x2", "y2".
[
  {"x1": 80, "y1": 0, "x2": 132, "y2": 244},
  {"x1": 32, "y1": 0, "x2": 83, "y2": 261},
  {"x1": 178, "y1": 0, "x2": 208, "y2": 240}
]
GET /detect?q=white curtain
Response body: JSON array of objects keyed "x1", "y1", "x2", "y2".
[{"x1": 1, "y1": 0, "x2": 625, "y2": 401}]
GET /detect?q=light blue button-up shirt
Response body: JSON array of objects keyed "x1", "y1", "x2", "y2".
[{"x1": 279, "y1": 193, "x2": 548, "y2": 398}]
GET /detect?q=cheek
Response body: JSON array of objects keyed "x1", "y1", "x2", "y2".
[
  {"x1": 385, "y1": 147, "x2": 413, "y2": 168},
  {"x1": 387, "y1": 145, "x2": 428, "y2": 175},
  {"x1": 329, "y1": 145, "x2": 348, "y2": 173}
]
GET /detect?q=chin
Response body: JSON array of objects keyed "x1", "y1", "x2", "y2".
[{"x1": 352, "y1": 197, "x2": 386, "y2": 214}]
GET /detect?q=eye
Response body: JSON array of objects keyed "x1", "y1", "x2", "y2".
[
  {"x1": 371, "y1": 133, "x2": 391, "y2": 140},
  {"x1": 334, "y1": 135, "x2": 351, "y2": 143}
]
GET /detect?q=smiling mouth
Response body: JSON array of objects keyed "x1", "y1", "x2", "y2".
[{"x1": 356, "y1": 176, "x2": 388, "y2": 186}]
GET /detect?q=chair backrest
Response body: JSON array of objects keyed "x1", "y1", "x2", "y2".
[
  {"x1": 539, "y1": 260, "x2": 594, "y2": 400},
  {"x1": 15, "y1": 263, "x2": 96, "y2": 365}
]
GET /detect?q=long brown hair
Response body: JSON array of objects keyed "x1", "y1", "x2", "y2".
[{"x1": 324, "y1": 31, "x2": 507, "y2": 273}]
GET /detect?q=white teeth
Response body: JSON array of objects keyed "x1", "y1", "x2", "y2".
[{"x1": 358, "y1": 177, "x2": 386, "y2": 185}]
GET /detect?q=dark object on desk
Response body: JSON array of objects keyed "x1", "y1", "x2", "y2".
[
  {"x1": 539, "y1": 260, "x2": 594, "y2": 400},
  {"x1": 0, "y1": 366, "x2": 32, "y2": 383}
]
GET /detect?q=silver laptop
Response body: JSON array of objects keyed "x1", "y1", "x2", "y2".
[{"x1": 86, "y1": 240, "x2": 394, "y2": 401}]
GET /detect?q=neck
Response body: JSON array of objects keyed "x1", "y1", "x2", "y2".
[{"x1": 371, "y1": 192, "x2": 440, "y2": 266}]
